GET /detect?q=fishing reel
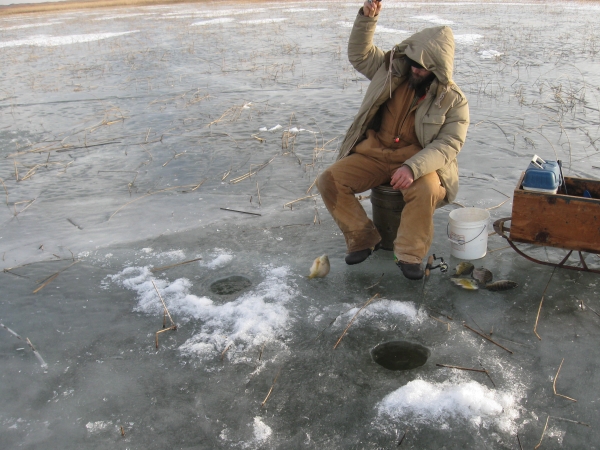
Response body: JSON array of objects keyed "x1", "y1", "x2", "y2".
[{"x1": 426, "y1": 254, "x2": 448, "y2": 274}]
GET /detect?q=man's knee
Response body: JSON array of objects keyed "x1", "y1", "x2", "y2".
[
  {"x1": 316, "y1": 169, "x2": 334, "y2": 194},
  {"x1": 404, "y1": 173, "x2": 444, "y2": 205}
]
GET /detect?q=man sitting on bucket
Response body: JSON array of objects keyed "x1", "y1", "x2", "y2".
[{"x1": 316, "y1": 0, "x2": 469, "y2": 280}]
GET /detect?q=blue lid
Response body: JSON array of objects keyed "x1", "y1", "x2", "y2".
[{"x1": 522, "y1": 155, "x2": 561, "y2": 191}]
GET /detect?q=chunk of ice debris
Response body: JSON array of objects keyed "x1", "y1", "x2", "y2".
[
  {"x1": 252, "y1": 417, "x2": 272, "y2": 442},
  {"x1": 268, "y1": 124, "x2": 282, "y2": 132},
  {"x1": 479, "y1": 49, "x2": 503, "y2": 60}
]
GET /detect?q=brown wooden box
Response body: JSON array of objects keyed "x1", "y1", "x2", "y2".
[{"x1": 510, "y1": 174, "x2": 600, "y2": 253}]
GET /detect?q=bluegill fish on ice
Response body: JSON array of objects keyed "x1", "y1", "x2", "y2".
[
  {"x1": 308, "y1": 255, "x2": 330, "y2": 279},
  {"x1": 454, "y1": 262, "x2": 474, "y2": 276},
  {"x1": 451, "y1": 278, "x2": 479, "y2": 290}
]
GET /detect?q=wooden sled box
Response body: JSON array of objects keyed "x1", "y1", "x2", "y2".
[{"x1": 510, "y1": 174, "x2": 600, "y2": 253}]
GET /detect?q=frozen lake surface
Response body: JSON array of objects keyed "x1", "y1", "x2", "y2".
[{"x1": 1, "y1": 1, "x2": 600, "y2": 448}]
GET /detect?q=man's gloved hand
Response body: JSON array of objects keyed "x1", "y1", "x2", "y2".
[
  {"x1": 362, "y1": 0, "x2": 382, "y2": 18},
  {"x1": 391, "y1": 165, "x2": 414, "y2": 190}
]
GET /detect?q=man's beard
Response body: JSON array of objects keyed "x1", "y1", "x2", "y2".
[{"x1": 408, "y1": 71, "x2": 436, "y2": 97}]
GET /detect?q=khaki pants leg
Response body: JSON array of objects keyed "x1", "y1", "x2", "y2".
[
  {"x1": 393, "y1": 171, "x2": 447, "y2": 264},
  {"x1": 316, "y1": 153, "x2": 390, "y2": 253}
]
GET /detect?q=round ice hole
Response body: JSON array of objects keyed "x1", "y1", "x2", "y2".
[
  {"x1": 210, "y1": 276, "x2": 252, "y2": 295},
  {"x1": 371, "y1": 340, "x2": 430, "y2": 371}
]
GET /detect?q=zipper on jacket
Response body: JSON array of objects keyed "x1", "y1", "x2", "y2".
[{"x1": 392, "y1": 94, "x2": 419, "y2": 144}]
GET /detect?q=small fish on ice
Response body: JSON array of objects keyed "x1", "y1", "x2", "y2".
[{"x1": 308, "y1": 254, "x2": 330, "y2": 279}]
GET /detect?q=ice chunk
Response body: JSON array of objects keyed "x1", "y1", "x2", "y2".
[
  {"x1": 252, "y1": 417, "x2": 272, "y2": 443},
  {"x1": 479, "y1": 49, "x2": 504, "y2": 60}
]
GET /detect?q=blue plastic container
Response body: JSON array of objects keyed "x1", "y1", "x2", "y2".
[{"x1": 522, "y1": 155, "x2": 562, "y2": 194}]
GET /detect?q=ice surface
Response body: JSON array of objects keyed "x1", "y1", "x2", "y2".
[{"x1": 2, "y1": 1, "x2": 600, "y2": 449}]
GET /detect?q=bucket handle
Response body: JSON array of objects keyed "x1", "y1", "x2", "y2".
[{"x1": 447, "y1": 223, "x2": 487, "y2": 246}]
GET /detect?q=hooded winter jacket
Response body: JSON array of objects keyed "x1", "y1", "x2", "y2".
[{"x1": 337, "y1": 10, "x2": 470, "y2": 203}]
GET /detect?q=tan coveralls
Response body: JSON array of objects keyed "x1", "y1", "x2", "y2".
[{"x1": 316, "y1": 81, "x2": 447, "y2": 265}]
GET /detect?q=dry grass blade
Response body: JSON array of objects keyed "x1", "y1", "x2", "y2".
[
  {"x1": 306, "y1": 172, "x2": 319, "y2": 194},
  {"x1": 150, "y1": 257, "x2": 202, "y2": 273},
  {"x1": 0, "y1": 178, "x2": 8, "y2": 205},
  {"x1": 334, "y1": 293, "x2": 380, "y2": 350},
  {"x1": 284, "y1": 194, "x2": 319, "y2": 209},
  {"x1": 486, "y1": 199, "x2": 508, "y2": 211},
  {"x1": 108, "y1": 184, "x2": 200, "y2": 221},
  {"x1": 13, "y1": 198, "x2": 36, "y2": 217},
  {"x1": 151, "y1": 280, "x2": 175, "y2": 327},
  {"x1": 1, "y1": 322, "x2": 23, "y2": 340},
  {"x1": 553, "y1": 358, "x2": 577, "y2": 402},
  {"x1": 429, "y1": 315, "x2": 451, "y2": 331},
  {"x1": 436, "y1": 363, "x2": 488, "y2": 373},
  {"x1": 488, "y1": 245, "x2": 511, "y2": 253},
  {"x1": 230, "y1": 156, "x2": 276, "y2": 184},
  {"x1": 261, "y1": 367, "x2": 282, "y2": 408},
  {"x1": 534, "y1": 415, "x2": 550, "y2": 450},
  {"x1": 397, "y1": 430, "x2": 407, "y2": 446},
  {"x1": 155, "y1": 325, "x2": 177, "y2": 349},
  {"x1": 463, "y1": 324, "x2": 513, "y2": 354},
  {"x1": 221, "y1": 343, "x2": 232, "y2": 361},
  {"x1": 26, "y1": 338, "x2": 48, "y2": 369},
  {"x1": 534, "y1": 268, "x2": 556, "y2": 340},
  {"x1": 33, "y1": 260, "x2": 79, "y2": 294},
  {"x1": 365, "y1": 273, "x2": 384, "y2": 290}
]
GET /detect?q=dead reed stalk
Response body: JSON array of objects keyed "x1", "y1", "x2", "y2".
[
  {"x1": 463, "y1": 324, "x2": 513, "y2": 354},
  {"x1": 534, "y1": 268, "x2": 556, "y2": 340},
  {"x1": 150, "y1": 257, "x2": 203, "y2": 273},
  {"x1": 33, "y1": 260, "x2": 79, "y2": 294},
  {"x1": 261, "y1": 367, "x2": 282, "y2": 408},
  {"x1": 334, "y1": 294, "x2": 380, "y2": 350},
  {"x1": 553, "y1": 358, "x2": 577, "y2": 402},
  {"x1": 283, "y1": 194, "x2": 319, "y2": 210}
]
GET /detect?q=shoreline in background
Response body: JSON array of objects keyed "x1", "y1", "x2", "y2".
[
  {"x1": 0, "y1": 0, "x2": 296, "y2": 17},
  {"x1": 3, "y1": 0, "x2": 598, "y2": 18}
]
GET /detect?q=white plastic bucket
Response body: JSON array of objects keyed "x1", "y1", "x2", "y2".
[{"x1": 447, "y1": 208, "x2": 490, "y2": 260}]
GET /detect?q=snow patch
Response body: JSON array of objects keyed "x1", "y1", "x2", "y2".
[
  {"x1": 240, "y1": 18, "x2": 288, "y2": 25},
  {"x1": 0, "y1": 31, "x2": 139, "y2": 48},
  {"x1": 110, "y1": 263, "x2": 297, "y2": 361},
  {"x1": 377, "y1": 379, "x2": 519, "y2": 432},
  {"x1": 411, "y1": 15, "x2": 454, "y2": 25},
  {"x1": 454, "y1": 34, "x2": 483, "y2": 45},
  {"x1": 191, "y1": 18, "x2": 235, "y2": 26}
]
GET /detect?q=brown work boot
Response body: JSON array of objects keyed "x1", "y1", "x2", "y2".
[
  {"x1": 345, "y1": 242, "x2": 381, "y2": 265},
  {"x1": 396, "y1": 260, "x2": 424, "y2": 280}
]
